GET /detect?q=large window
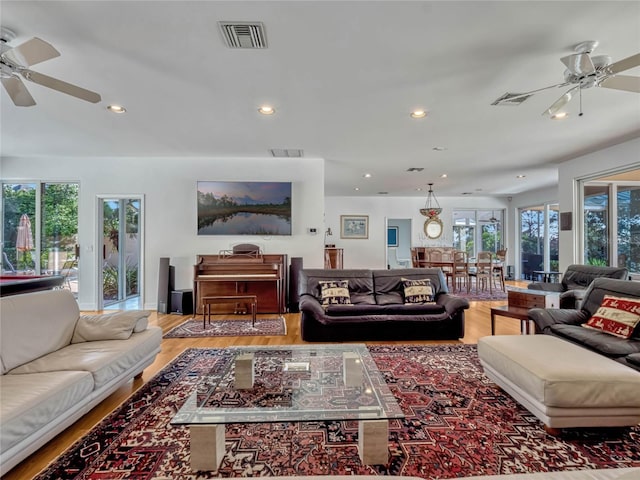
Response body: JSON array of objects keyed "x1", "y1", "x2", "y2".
[
  {"x1": 2, "y1": 182, "x2": 79, "y2": 292},
  {"x1": 519, "y1": 204, "x2": 559, "y2": 279},
  {"x1": 453, "y1": 210, "x2": 504, "y2": 258},
  {"x1": 583, "y1": 180, "x2": 640, "y2": 273}
]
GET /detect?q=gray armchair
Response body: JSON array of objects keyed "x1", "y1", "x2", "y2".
[{"x1": 527, "y1": 264, "x2": 628, "y2": 309}]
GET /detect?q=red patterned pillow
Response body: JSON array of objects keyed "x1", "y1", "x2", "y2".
[{"x1": 582, "y1": 295, "x2": 640, "y2": 339}]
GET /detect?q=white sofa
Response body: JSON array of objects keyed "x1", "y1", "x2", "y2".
[{"x1": 0, "y1": 289, "x2": 163, "y2": 474}]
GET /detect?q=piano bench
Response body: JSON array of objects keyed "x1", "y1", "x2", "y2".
[{"x1": 202, "y1": 295, "x2": 258, "y2": 328}]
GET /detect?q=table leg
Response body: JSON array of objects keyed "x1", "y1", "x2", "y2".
[
  {"x1": 189, "y1": 424, "x2": 225, "y2": 471},
  {"x1": 358, "y1": 419, "x2": 389, "y2": 465},
  {"x1": 491, "y1": 311, "x2": 496, "y2": 335}
]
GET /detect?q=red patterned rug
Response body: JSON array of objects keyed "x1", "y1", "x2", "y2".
[
  {"x1": 34, "y1": 345, "x2": 640, "y2": 479},
  {"x1": 164, "y1": 317, "x2": 286, "y2": 338}
]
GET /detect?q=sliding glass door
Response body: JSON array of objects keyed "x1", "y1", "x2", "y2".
[
  {"x1": 519, "y1": 204, "x2": 558, "y2": 279},
  {"x1": 2, "y1": 182, "x2": 79, "y2": 293}
]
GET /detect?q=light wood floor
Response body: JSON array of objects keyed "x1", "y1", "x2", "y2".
[{"x1": 4, "y1": 282, "x2": 526, "y2": 480}]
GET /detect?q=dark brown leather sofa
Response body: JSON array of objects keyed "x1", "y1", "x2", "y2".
[
  {"x1": 298, "y1": 268, "x2": 469, "y2": 342},
  {"x1": 528, "y1": 277, "x2": 640, "y2": 371},
  {"x1": 527, "y1": 264, "x2": 628, "y2": 309}
]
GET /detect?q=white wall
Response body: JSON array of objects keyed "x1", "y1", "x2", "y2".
[
  {"x1": 0, "y1": 156, "x2": 325, "y2": 310},
  {"x1": 557, "y1": 137, "x2": 640, "y2": 272},
  {"x1": 324, "y1": 195, "x2": 509, "y2": 269}
]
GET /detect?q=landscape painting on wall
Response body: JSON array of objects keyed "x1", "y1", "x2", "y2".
[{"x1": 197, "y1": 181, "x2": 292, "y2": 235}]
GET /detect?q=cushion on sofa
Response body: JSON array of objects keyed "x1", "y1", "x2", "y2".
[
  {"x1": 9, "y1": 328, "x2": 163, "y2": 389},
  {"x1": 402, "y1": 278, "x2": 435, "y2": 304},
  {"x1": 0, "y1": 289, "x2": 79, "y2": 374},
  {"x1": 71, "y1": 310, "x2": 151, "y2": 343},
  {"x1": 0, "y1": 371, "x2": 94, "y2": 453},
  {"x1": 550, "y1": 324, "x2": 640, "y2": 357},
  {"x1": 319, "y1": 280, "x2": 352, "y2": 306},
  {"x1": 582, "y1": 295, "x2": 640, "y2": 339}
]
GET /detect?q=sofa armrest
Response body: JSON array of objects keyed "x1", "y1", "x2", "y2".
[
  {"x1": 299, "y1": 294, "x2": 326, "y2": 316},
  {"x1": 559, "y1": 289, "x2": 587, "y2": 309},
  {"x1": 526, "y1": 282, "x2": 564, "y2": 293},
  {"x1": 437, "y1": 293, "x2": 470, "y2": 316},
  {"x1": 528, "y1": 307, "x2": 590, "y2": 334}
]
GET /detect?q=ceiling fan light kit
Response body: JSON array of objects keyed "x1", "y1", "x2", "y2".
[
  {"x1": 0, "y1": 27, "x2": 102, "y2": 107},
  {"x1": 492, "y1": 40, "x2": 640, "y2": 118}
]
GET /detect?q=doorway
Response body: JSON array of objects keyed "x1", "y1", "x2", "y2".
[
  {"x1": 97, "y1": 195, "x2": 144, "y2": 310},
  {"x1": 386, "y1": 218, "x2": 412, "y2": 268}
]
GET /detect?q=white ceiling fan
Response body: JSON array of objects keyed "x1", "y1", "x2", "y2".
[
  {"x1": 0, "y1": 28, "x2": 101, "y2": 107},
  {"x1": 492, "y1": 41, "x2": 640, "y2": 117}
]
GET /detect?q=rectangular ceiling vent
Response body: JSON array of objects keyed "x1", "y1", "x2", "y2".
[
  {"x1": 407, "y1": 167, "x2": 424, "y2": 172},
  {"x1": 219, "y1": 22, "x2": 267, "y2": 48},
  {"x1": 491, "y1": 92, "x2": 532, "y2": 106},
  {"x1": 270, "y1": 149, "x2": 304, "y2": 158}
]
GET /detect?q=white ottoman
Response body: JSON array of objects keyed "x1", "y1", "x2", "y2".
[{"x1": 477, "y1": 335, "x2": 640, "y2": 432}]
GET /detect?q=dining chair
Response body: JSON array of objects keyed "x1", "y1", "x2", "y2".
[
  {"x1": 448, "y1": 250, "x2": 469, "y2": 293},
  {"x1": 468, "y1": 251, "x2": 493, "y2": 294},
  {"x1": 492, "y1": 248, "x2": 507, "y2": 291}
]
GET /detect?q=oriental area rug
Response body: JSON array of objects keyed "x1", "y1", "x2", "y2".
[
  {"x1": 451, "y1": 288, "x2": 508, "y2": 301},
  {"x1": 163, "y1": 317, "x2": 286, "y2": 338},
  {"x1": 34, "y1": 345, "x2": 640, "y2": 479}
]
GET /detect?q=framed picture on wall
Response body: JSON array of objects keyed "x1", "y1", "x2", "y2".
[
  {"x1": 387, "y1": 226, "x2": 398, "y2": 246},
  {"x1": 340, "y1": 215, "x2": 369, "y2": 239}
]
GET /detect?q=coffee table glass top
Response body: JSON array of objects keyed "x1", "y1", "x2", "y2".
[{"x1": 171, "y1": 344, "x2": 404, "y2": 425}]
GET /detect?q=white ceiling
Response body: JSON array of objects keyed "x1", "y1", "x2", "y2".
[{"x1": 1, "y1": 1, "x2": 639, "y2": 197}]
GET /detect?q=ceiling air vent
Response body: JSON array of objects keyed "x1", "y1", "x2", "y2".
[
  {"x1": 407, "y1": 167, "x2": 424, "y2": 172},
  {"x1": 269, "y1": 149, "x2": 304, "y2": 158},
  {"x1": 491, "y1": 92, "x2": 532, "y2": 106},
  {"x1": 219, "y1": 22, "x2": 267, "y2": 48}
]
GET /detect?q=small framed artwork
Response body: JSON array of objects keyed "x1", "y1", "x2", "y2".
[
  {"x1": 387, "y1": 226, "x2": 398, "y2": 246},
  {"x1": 340, "y1": 215, "x2": 369, "y2": 239}
]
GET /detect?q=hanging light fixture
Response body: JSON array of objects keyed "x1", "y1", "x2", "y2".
[{"x1": 419, "y1": 183, "x2": 442, "y2": 218}]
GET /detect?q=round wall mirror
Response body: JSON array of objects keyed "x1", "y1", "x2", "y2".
[{"x1": 424, "y1": 217, "x2": 443, "y2": 239}]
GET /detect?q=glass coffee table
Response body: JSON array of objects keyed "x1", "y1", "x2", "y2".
[{"x1": 171, "y1": 344, "x2": 404, "y2": 471}]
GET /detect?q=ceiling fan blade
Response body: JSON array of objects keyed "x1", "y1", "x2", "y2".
[
  {"x1": 606, "y1": 53, "x2": 640, "y2": 75},
  {"x1": 2, "y1": 37, "x2": 60, "y2": 67},
  {"x1": 561, "y1": 53, "x2": 595, "y2": 76},
  {"x1": 491, "y1": 82, "x2": 568, "y2": 105},
  {"x1": 600, "y1": 75, "x2": 640, "y2": 93},
  {"x1": 1, "y1": 76, "x2": 36, "y2": 106},
  {"x1": 542, "y1": 86, "x2": 578, "y2": 116},
  {"x1": 21, "y1": 70, "x2": 101, "y2": 103}
]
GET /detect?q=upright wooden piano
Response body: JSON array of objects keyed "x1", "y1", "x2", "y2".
[{"x1": 193, "y1": 251, "x2": 287, "y2": 316}]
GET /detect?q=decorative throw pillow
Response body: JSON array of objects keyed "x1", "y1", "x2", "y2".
[
  {"x1": 402, "y1": 278, "x2": 435, "y2": 304},
  {"x1": 319, "y1": 280, "x2": 352, "y2": 307},
  {"x1": 582, "y1": 295, "x2": 640, "y2": 339},
  {"x1": 71, "y1": 310, "x2": 151, "y2": 343}
]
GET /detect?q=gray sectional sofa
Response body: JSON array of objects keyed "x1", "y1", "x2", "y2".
[
  {"x1": 0, "y1": 289, "x2": 163, "y2": 474},
  {"x1": 528, "y1": 277, "x2": 640, "y2": 371},
  {"x1": 298, "y1": 268, "x2": 469, "y2": 341},
  {"x1": 527, "y1": 264, "x2": 628, "y2": 309}
]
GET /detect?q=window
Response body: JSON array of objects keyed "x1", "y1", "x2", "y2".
[
  {"x1": 2, "y1": 182, "x2": 79, "y2": 293},
  {"x1": 453, "y1": 209, "x2": 504, "y2": 258},
  {"x1": 519, "y1": 204, "x2": 558, "y2": 279},
  {"x1": 583, "y1": 179, "x2": 640, "y2": 273}
]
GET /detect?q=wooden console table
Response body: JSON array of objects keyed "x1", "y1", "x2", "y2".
[
  {"x1": 324, "y1": 247, "x2": 343, "y2": 269},
  {"x1": 491, "y1": 288, "x2": 561, "y2": 335}
]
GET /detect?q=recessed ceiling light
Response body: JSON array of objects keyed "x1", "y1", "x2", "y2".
[
  {"x1": 516, "y1": 175, "x2": 526, "y2": 179},
  {"x1": 410, "y1": 109, "x2": 427, "y2": 119},
  {"x1": 551, "y1": 112, "x2": 568, "y2": 120},
  {"x1": 432, "y1": 146, "x2": 447, "y2": 151},
  {"x1": 440, "y1": 174, "x2": 447, "y2": 178},
  {"x1": 363, "y1": 173, "x2": 372, "y2": 178},
  {"x1": 354, "y1": 187, "x2": 360, "y2": 191},
  {"x1": 107, "y1": 104, "x2": 126, "y2": 113},
  {"x1": 415, "y1": 187, "x2": 422, "y2": 191},
  {"x1": 258, "y1": 105, "x2": 275, "y2": 115}
]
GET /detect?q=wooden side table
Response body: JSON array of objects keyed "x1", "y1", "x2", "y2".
[
  {"x1": 202, "y1": 295, "x2": 257, "y2": 328},
  {"x1": 490, "y1": 305, "x2": 536, "y2": 335}
]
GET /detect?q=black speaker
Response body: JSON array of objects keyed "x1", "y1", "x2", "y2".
[
  {"x1": 171, "y1": 289, "x2": 193, "y2": 315},
  {"x1": 289, "y1": 257, "x2": 303, "y2": 313},
  {"x1": 157, "y1": 257, "x2": 171, "y2": 313}
]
